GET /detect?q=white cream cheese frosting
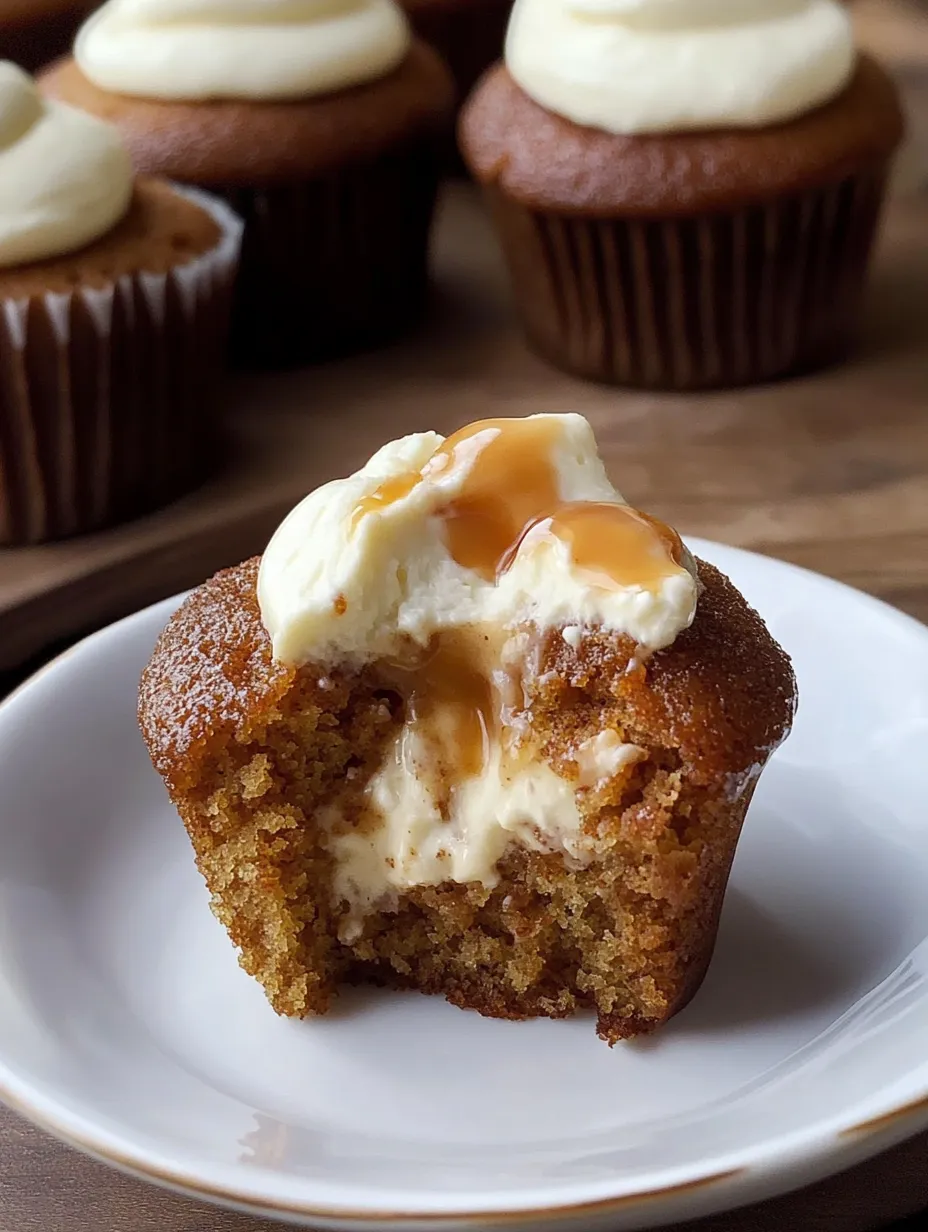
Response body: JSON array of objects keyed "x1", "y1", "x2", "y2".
[
  {"x1": 75, "y1": 0, "x2": 412, "y2": 102},
  {"x1": 258, "y1": 413, "x2": 697, "y2": 666},
  {"x1": 505, "y1": 0, "x2": 856, "y2": 135},
  {"x1": 0, "y1": 61, "x2": 132, "y2": 269},
  {"x1": 328, "y1": 741, "x2": 588, "y2": 917},
  {"x1": 258, "y1": 415, "x2": 696, "y2": 929}
]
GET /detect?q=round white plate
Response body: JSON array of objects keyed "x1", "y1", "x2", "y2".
[{"x1": 1, "y1": 539, "x2": 927, "y2": 1232}]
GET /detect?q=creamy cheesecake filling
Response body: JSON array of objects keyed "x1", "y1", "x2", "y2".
[
  {"x1": 321, "y1": 621, "x2": 649, "y2": 939},
  {"x1": 258, "y1": 415, "x2": 697, "y2": 931}
]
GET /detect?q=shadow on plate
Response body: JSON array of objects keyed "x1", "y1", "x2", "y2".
[
  {"x1": 653, "y1": 886, "x2": 872, "y2": 1043},
  {"x1": 300, "y1": 872, "x2": 900, "y2": 1041},
  {"x1": 308, "y1": 884, "x2": 865, "y2": 1041}
]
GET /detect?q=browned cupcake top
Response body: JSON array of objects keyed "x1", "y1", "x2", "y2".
[
  {"x1": 0, "y1": 179, "x2": 223, "y2": 299},
  {"x1": 139, "y1": 559, "x2": 294, "y2": 795},
  {"x1": 459, "y1": 55, "x2": 905, "y2": 217},
  {"x1": 39, "y1": 41, "x2": 456, "y2": 186},
  {"x1": 139, "y1": 555, "x2": 795, "y2": 798}
]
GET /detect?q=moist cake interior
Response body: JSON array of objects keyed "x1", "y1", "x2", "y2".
[
  {"x1": 144, "y1": 554, "x2": 791, "y2": 1044},
  {"x1": 202, "y1": 646, "x2": 702, "y2": 1039}
]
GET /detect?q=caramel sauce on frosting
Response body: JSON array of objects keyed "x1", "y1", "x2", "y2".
[
  {"x1": 517, "y1": 502, "x2": 684, "y2": 593},
  {"x1": 354, "y1": 417, "x2": 682, "y2": 592}
]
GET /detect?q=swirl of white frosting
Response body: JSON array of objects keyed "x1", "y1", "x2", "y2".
[
  {"x1": 75, "y1": 0, "x2": 412, "y2": 102},
  {"x1": 505, "y1": 0, "x2": 856, "y2": 135},
  {"x1": 0, "y1": 61, "x2": 132, "y2": 270}
]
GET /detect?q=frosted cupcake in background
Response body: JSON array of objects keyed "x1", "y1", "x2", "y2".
[
  {"x1": 0, "y1": 62, "x2": 241, "y2": 545},
  {"x1": 460, "y1": 0, "x2": 906, "y2": 390},
  {"x1": 0, "y1": 0, "x2": 94, "y2": 72},
  {"x1": 400, "y1": 0, "x2": 512, "y2": 103},
  {"x1": 41, "y1": 0, "x2": 454, "y2": 369}
]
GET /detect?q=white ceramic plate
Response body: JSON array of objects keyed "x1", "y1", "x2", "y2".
[{"x1": 1, "y1": 539, "x2": 927, "y2": 1232}]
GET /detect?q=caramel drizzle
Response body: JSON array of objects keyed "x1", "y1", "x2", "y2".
[
  {"x1": 353, "y1": 419, "x2": 685, "y2": 786},
  {"x1": 516, "y1": 502, "x2": 684, "y2": 592},
  {"x1": 353, "y1": 418, "x2": 682, "y2": 591},
  {"x1": 380, "y1": 634, "x2": 496, "y2": 787}
]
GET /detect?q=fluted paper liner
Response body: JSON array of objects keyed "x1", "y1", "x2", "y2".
[
  {"x1": 0, "y1": 187, "x2": 242, "y2": 546},
  {"x1": 221, "y1": 143, "x2": 440, "y2": 369},
  {"x1": 487, "y1": 167, "x2": 890, "y2": 390}
]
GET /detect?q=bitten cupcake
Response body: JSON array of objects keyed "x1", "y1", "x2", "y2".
[
  {"x1": 139, "y1": 414, "x2": 796, "y2": 1042},
  {"x1": 41, "y1": 0, "x2": 455, "y2": 369},
  {"x1": 0, "y1": 0, "x2": 94, "y2": 73},
  {"x1": 460, "y1": 0, "x2": 906, "y2": 390},
  {"x1": 0, "y1": 62, "x2": 241, "y2": 545}
]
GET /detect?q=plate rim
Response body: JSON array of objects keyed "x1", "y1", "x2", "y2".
[{"x1": 2, "y1": 537, "x2": 928, "y2": 1228}]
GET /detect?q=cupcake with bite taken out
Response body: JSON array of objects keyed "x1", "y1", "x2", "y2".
[
  {"x1": 40, "y1": 0, "x2": 455, "y2": 369},
  {"x1": 0, "y1": 61, "x2": 241, "y2": 545},
  {"x1": 139, "y1": 413, "x2": 796, "y2": 1042},
  {"x1": 460, "y1": 0, "x2": 905, "y2": 390}
]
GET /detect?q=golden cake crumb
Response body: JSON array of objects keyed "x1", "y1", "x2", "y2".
[{"x1": 139, "y1": 556, "x2": 795, "y2": 1043}]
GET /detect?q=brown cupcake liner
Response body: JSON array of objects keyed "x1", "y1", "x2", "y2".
[
  {"x1": 486, "y1": 165, "x2": 891, "y2": 390},
  {"x1": 0, "y1": 187, "x2": 242, "y2": 546},
  {"x1": 218, "y1": 140, "x2": 443, "y2": 370}
]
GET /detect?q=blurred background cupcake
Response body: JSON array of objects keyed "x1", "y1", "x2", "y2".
[
  {"x1": 0, "y1": 61, "x2": 241, "y2": 545},
  {"x1": 400, "y1": 0, "x2": 512, "y2": 103},
  {"x1": 0, "y1": 0, "x2": 94, "y2": 73},
  {"x1": 41, "y1": 0, "x2": 455, "y2": 370},
  {"x1": 460, "y1": 0, "x2": 906, "y2": 390}
]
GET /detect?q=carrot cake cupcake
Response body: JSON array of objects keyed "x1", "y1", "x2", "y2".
[
  {"x1": 460, "y1": 0, "x2": 905, "y2": 389},
  {"x1": 40, "y1": 0, "x2": 455, "y2": 368},
  {"x1": 0, "y1": 61, "x2": 241, "y2": 544},
  {"x1": 139, "y1": 414, "x2": 796, "y2": 1042}
]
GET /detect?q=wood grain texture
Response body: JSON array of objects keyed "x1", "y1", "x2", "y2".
[
  {"x1": 0, "y1": 1103, "x2": 927, "y2": 1232},
  {"x1": 1, "y1": 2, "x2": 927, "y2": 1229}
]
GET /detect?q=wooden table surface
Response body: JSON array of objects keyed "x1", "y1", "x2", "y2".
[{"x1": 2, "y1": 2, "x2": 928, "y2": 1229}]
